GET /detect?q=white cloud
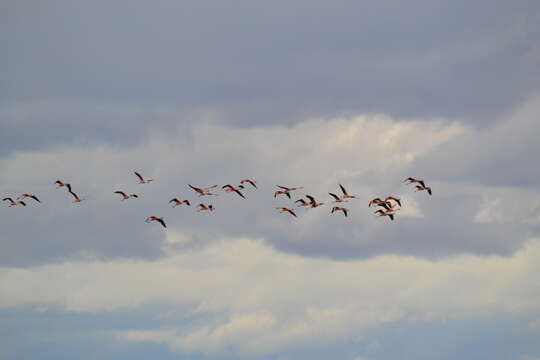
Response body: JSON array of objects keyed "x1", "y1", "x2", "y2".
[{"x1": 2, "y1": 236, "x2": 540, "y2": 356}]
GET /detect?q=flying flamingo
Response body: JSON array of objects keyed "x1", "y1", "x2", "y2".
[
  {"x1": 368, "y1": 198, "x2": 384, "y2": 207},
  {"x1": 114, "y1": 191, "x2": 138, "y2": 200},
  {"x1": 331, "y1": 206, "x2": 348, "y2": 217},
  {"x1": 240, "y1": 179, "x2": 257, "y2": 189},
  {"x1": 222, "y1": 184, "x2": 246, "y2": 199},
  {"x1": 189, "y1": 184, "x2": 218, "y2": 196},
  {"x1": 276, "y1": 207, "x2": 297, "y2": 218},
  {"x1": 384, "y1": 196, "x2": 402, "y2": 207},
  {"x1": 3, "y1": 197, "x2": 26, "y2": 207},
  {"x1": 379, "y1": 201, "x2": 399, "y2": 212},
  {"x1": 169, "y1": 198, "x2": 190, "y2": 207},
  {"x1": 415, "y1": 184, "x2": 432, "y2": 195},
  {"x1": 197, "y1": 203, "x2": 215, "y2": 212},
  {"x1": 375, "y1": 209, "x2": 396, "y2": 221},
  {"x1": 274, "y1": 189, "x2": 292, "y2": 199},
  {"x1": 17, "y1": 193, "x2": 41, "y2": 203},
  {"x1": 295, "y1": 198, "x2": 310, "y2": 207},
  {"x1": 146, "y1": 216, "x2": 166, "y2": 228},
  {"x1": 135, "y1": 171, "x2": 154, "y2": 184},
  {"x1": 305, "y1": 195, "x2": 324, "y2": 208},
  {"x1": 329, "y1": 192, "x2": 347, "y2": 203},
  {"x1": 54, "y1": 180, "x2": 70, "y2": 188},
  {"x1": 339, "y1": 184, "x2": 357, "y2": 200},
  {"x1": 404, "y1": 177, "x2": 426, "y2": 187}
]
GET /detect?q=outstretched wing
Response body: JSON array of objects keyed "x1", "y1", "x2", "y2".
[
  {"x1": 134, "y1": 172, "x2": 144, "y2": 181},
  {"x1": 329, "y1": 193, "x2": 340, "y2": 201}
]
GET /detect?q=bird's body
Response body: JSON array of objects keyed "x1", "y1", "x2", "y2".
[{"x1": 146, "y1": 216, "x2": 166, "y2": 228}]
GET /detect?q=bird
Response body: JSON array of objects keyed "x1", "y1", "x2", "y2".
[
  {"x1": 277, "y1": 185, "x2": 303, "y2": 192},
  {"x1": 274, "y1": 189, "x2": 292, "y2": 199},
  {"x1": 17, "y1": 193, "x2": 41, "y2": 203},
  {"x1": 54, "y1": 180, "x2": 69, "y2": 188},
  {"x1": 274, "y1": 185, "x2": 303, "y2": 199},
  {"x1": 378, "y1": 201, "x2": 399, "y2": 212},
  {"x1": 240, "y1": 179, "x2": 257, "y2": 188},
  {"x1": 68, "y1": 190, "x2": 86, "y2": 203},
  {"x1": 189, "y1": 184, "x2": 218, "y2": 196},
  {"x1": 134, "y1": 171, "x2": 154, "y2": 184},
  {"x1": 169, "y1": 198, "x2": 190, "y2": 207},
  {"x1": 384, "y1": 196, "x2": 402, "y2": 207},
  {"x1": 222, "y1": 184, "x2": 246, "y2": 199},
  {"x1": 331, "y1": 206, "x2": 348, "y2": 217},
  {"x1": 114, "y1": 191, "x2": 138, "y2": 200},
  {"x1": 375, "y1": 209, "x2": 396, "y2": 221},
  {"x1": 415, "y1": 184, "x2": 432, "y2": 195},
  {"x1": 197, "y1": 203, "x2": 215, "y2": 212},
  {"x1": 3, "y1": 197, "x2": 26, "y2": 207},
  {"x1": 276, "y1": 207, "x2": 297, "y2": 218},
  {"x1": 404, "y1": 177, "x2": 426, "y2": 187},
  {"x1": 145, "y1": 216, "x2": 166, "y2": 228},
  {"x1": 295, "y1": 198, "x2": 311, "y2": 207},
  {"x1": 305, "y1": 195, "x2": 324, "y2": 208},
  {"x1": 368, "y1": 198, "x2": 384, "y2": 207},
  {"x1": 339, "y1": 184, "x2": 357, "y2": 200},
  {"x1": 329, "y1": 192, "x2": 347, "y2": 203}
]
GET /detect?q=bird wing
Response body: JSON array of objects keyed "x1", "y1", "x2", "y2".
[
  {"x1": 339, "y1": 184, "x2": 348, "y2": 196},
  {"x1": 234, "y1": 190, "x2": 245, "y2": 199},
  {"x1": 305, "y1": 195, "x2": 315, "y2": 204},
  {"x1": 2, "y1": 197, "x2": 13, "y2": 202},
  {"x1": 287, "y1": 209, "x2": 297, "y2": 217},
  {"x1": 134, "y1": 172, "x2": 144, "y2": 181},
  {"x1": 185, "y1": 200, "x2": 190, "y2": 206},
  {"x1": 329, "y1": 193, "x2": 340, "y2": 200},
  {"x1": 30, "y1": 195, "x2": 40, "y2": 202},
  {"x1": 115, "y1": 191, "x2": 127, "y2": 196},
  {"x1": 156, "y1": 218, "x2": 167, "y2": 228}
]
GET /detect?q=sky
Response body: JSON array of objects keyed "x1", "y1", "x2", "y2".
[{"x1": 1, "y1": 1, "x2": 540, "y2": 359}]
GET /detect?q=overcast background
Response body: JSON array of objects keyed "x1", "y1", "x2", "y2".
[{"x1": 1, "y1": 1, "x2": 540, "y2": 359}]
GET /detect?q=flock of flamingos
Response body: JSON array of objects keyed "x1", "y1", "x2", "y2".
[{"x1": 2, "y1": 171, "x2": 433, "y2": 228}]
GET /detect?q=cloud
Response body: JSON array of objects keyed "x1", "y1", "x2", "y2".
[{"x1": 2, "y1": 236, "x2": 540, "y2": 355}]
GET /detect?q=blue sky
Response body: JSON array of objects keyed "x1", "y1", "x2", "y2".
[{"x1": 1, "y1": 1, "x2": 540, "y2": 359}]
